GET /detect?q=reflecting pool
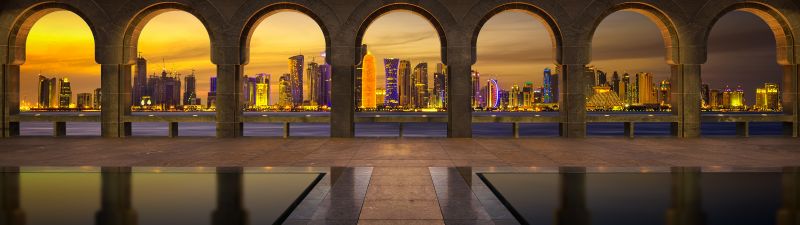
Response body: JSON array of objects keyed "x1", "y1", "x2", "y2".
[
  {"x1": 479, "y1": 167, "x2": 798, "y2": 225},
  {"x1": 0, "y1": 167, "x2": 324, "y2": 225}
]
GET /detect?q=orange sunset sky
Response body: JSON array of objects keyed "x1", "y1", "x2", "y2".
[{"x1": 20, "y1": 10, "x2": 779, "y2": 105}]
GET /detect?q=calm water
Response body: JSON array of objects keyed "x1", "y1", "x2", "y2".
[
  {"x1": 16, "y1": 112, "x2": 787, "y2": 137},
  {"x1": 479, "y1": 169, "x2": 793, "y2": 225},
  {"x1": 0, "y1": 167, "x2": 323, "y2": 225}
]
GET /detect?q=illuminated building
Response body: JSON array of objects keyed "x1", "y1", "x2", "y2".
[
  {"x1": 307, "y1": 60, "x2": 321, "y2": 105},
  {"x1": 58, "y1": 78, "x2": 72, "y2": 108},
  {"x1": 722, "y1": 86, "x2": 732, "y2": 108},
  {"x1": 376, "y1": 88, "x2": 386, "y2": 106},
  {"x1": 37, "y1": 75, "x2": 57, "y2": 108},
  {"x1": 637, "y1": 72, "x2": 654, "y2": 104},
  {"x1": 93, "y1": 88, "x2": 101, "y2": 109},
  {"x1": 413, "y1": 62, "x2": 429, "y2": 108},
  {"x1": 597, "y1": 70, "x2": 607, "y2": 86},
  {"x1": 289, "y1": 55, "x2": 304, "y2": 106},
  {"x1": 610, "y1": 71, "x2": 620, "y2": 93},
  {"x1": 354, "y1": 44, "x2": 367, "y2": 107},
  {"x1": 255, "y1": 73, "x2": 270, "y2": 107},
  {"x1": 533, "y1": 88, "x2": 543, "y2": 104},
  {"x1": 207, "y1": 77, "x2": 217, "y2": 109},
  {"x1": 509, "y1": 84, "x2": 521, "y2": 107},
  {"x1": 278, "y1": 73, "x2": 293, "y2": 107},
  {"x1": 522, "y1": 82, "x2": 533, "y2": 107},
  {"x1": 76, "y1": 93, "x2": 92, "y2": 109},
  {"x1": 432, "y1": 63, "x2": 446, "y2": 109},
  {"x1": 384, "y1": 58, "x2": 399, "y2": 108},
  {"x1": 499, "y1": 90, "x2": 510, "y2": 109},
  {"x1": 471, "y1": 70, "x2": 481, "y2": 108},
  {"x1": 183, "y1": 71, "x2": 198, "y2": 106},
  {"x1": 658, "y1": 80, "x2": 670, "y2": 105},
  {"x1": 361, "y1": 51, "x2": 376, "y2": 109},
  {"x1": 244, "y1": 75, "x2": 256, "y2": 107},
  {"x1": 731, "y1": 85, "x2": 745, "y2": 109},
  {"x1": 319, "y1": 62, "x2": 332, "y2": 107},
  {"x1": 543, "y1": 68, "x2": 555, "y2": 103},
  {"x1": 586, "y1": 85, "x2": 624, "y2": 111},
  {"x1": 756, "y1": 83, "x2": 780, "y2": 111},
  {"x1": 709, "y1": 89, "x2": 720, "y2": 109},
  {"x1": 486, "y1": 79, "x2": 500, "y2": 109},
  {"x1": 132, "y1": 54, "x2": 148, "y2": 106},
  {"x1": 623, "y1": 73, "x2": 637, "y2": 105},
  {"x1": 701, "y1": 84, "x2": 710, "y2": 108},
  {"x1": 399, "y1": 60, "x2": 412, "y2": 108},
  {"x1": 147, "y1": 68, "x2": 181, "y2": 110}
]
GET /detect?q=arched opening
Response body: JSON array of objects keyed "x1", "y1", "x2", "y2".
[
  {"x1": 241, "y1": 9, "x2": 329, "y2": 137},
  {"x1": 472, "y1": 9, "x2": 561, "y2": 137},
  {"x1": 16, "y1": 10, "x2": 99, "y2": 136},
  {"x1": 701, "y1": 7, "x2": 792, "y2": 136},
  {"x1": 588, "y1": 9, "x2": 676, "y2": 136},
  {"x1": 354, "y1": 8, "x2": 447, "y2": 137},
  {"x1": 129, "y1": 10, "x2": 215, "y2": 136}
]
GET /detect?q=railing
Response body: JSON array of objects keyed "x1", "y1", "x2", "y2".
[{"x1": 6, "y1": 112, "x2": 796, "y2": 138}]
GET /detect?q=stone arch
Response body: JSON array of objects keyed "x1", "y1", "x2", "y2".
[
  {"x1": 238, "y1": 3, "x2": 333, "y2": 65},
  {"x1": 353, "y1": 3, "x2": 450, "y2": 63},
  {"x1": 585, "y1": 2, "x2": 681, "y2": 65},
  {"x1": 5, "y1": 2, "x2": 101, "y2": 65},
  {"x1": 121, "y1": 2, "x2": 222, "y2": 65},
  {"x1": 703, "y1": 2, "x2": 796, "y2": 65},
  {"x1": 469, "y1": 2, "x2": 564, "y2": 65}
]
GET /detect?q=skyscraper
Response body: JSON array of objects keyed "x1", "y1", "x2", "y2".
[
  {"x1": 709, "y1": 89, "x2": 720, "y2": 109},
  {"x1": 37, "y1": 75, "x2": 57, "y2": 108},
  {"x1": 432, "y1": 63, "x2": 446, "y2": 109},
  {"x1": 384, "y1": 58, "x2": 400, "y2": 108},
  {"x1": 509, "y1": 84, "x2": 521, "y2": 108},
  {"x1": 361, "y1": 51, "x2": 376, "y2": 109},
  {"x1": 58, "y1": 78, "x2": 72, "y2": 108},
  {"x1": 611, "y1": 71, "x2": 620, "y2": 93},
  {"x1": 132, "y1": 54, "x2": 148, "y2": 106},
  {"x1": 76, "y1": 93, "x2": 91, "y2": 109},
  {"x1": 354, "y1": 44, "x2": 367, "y2": 107},
  {"x1": 147, "y1": 68, "x2": 181, "y2": 110},
  {"x1": 731, "y1": 85, "x2": 745, "y2": 109},
  {"x1": 486, "y1": 79, "x2": 500, "y2": 109},
  {"x1": 522, "y1": 82, "x2": 533, "y2": 106},
  {"x1": 471, "y1": 70, "x2": 481, "y2": 108},
  {"x1": 93, "y1": 88, "x2": 102, "y2": 109},
  {"x1": 658, "y1": 80, "x2": 671, "y2": 105},
  {"x1": 624, "y1": 73, "x2": 638, "y2": 104},
  {"x1": 398, "y1": 60, "x2": 412, "y2": 108},
  {"x1": 183, "y1": 71, "x2": 197, "y2": 106},
  {"x1": 255, "y1": 73, "x2": 270, "y2": 108},
  {"x1": 244, "y1": 75, "x2": 257, "y2": 107},
  {"x1": 289, "y1": 55, "x2": 304, "y2": 106},
  {"x1": 307, "y1": 60, "x2": 320, "y2": 105},
  {"x1": 701, "y1": 83, "x2": 710, "y2": 107},
  {"x1": 207, "y1": 76, "x2": 217, "y2": 109},
  {"x1": 319, "y1": 63, "x2": 332, "y2": 107},
  {"x1": 278, "y1": 73, "x2": 293, "y2": 107},
  {"x1": 413, "y1": 62, "x2": 429, "y2": 108},
  {"x1": 637, "y1": 72, "x2": 655, "y2": 104},
  {"x1": 764, "y1": 83, "x2": 780, "y2": 111},
  {"x1": 543, "y1": 68, "x2": 555, "y2": 103}
]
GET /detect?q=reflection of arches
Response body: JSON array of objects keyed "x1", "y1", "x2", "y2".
[
  {"x1": 587, "y1": 2, "x2": 680, "y2": 65},
  {"x1": 471, "y1": 3, "x2": 564, "y2": 65},
  {"x1": 122, "y1": 2, "x2": 218, "y2": 65},
  {"x1": 6, "y1": 2, "x2": 99, "y2": 65},
  {"x1": 239, "y1": 3, "x2": 332, "y2": 65},
  {"x1": 354, "y1": 3, "x2": 448, "y2": 63},
  {"x1": 704, "y1": 2, "x2": 795, "y2": 65}
]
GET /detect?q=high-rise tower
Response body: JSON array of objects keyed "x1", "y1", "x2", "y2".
[
  {"x1": 289, "y1": 55, "x2": 304, "y2": 106},
  {"x1": 132, "y1": 54, "x2": 148, "y2": 106},
  {"x1": 361, "y1": 51, "x2": 376, "y2": 109},
  {"x1": 398, "y1": 60, "x2": 412, "y2": 108},
  {"x1": 384, "y1": 58, "x2": 400, "y2": 108}
]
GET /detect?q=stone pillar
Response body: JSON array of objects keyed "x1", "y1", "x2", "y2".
[
  {"x1": 782, "y1": 65, "x2": 799, "y2": 137},
  {"x1": 1, "y1": 65, "x2": 20, "y2": 138},
  {"x1": 215, "y1": 64, "x2": 243, "y2": 138},
  {"x1": 446, "y1": 45, "x2": 472, "y2": 138},
  {"x1": 0, "y1": 167, "x2": 24, "y2": 225},
  {"x1": 670, "y1": 64, "x2": 702, "y2": 138},
  {"x1": 555, "y1": 167, "x2": 589, "y2": 225},
  {"x1": 666, "y1": 167, "x2": 705, "y2": 225},
  {"x1": 777, "y1": 167, "x2": 799, "y2": 225},
  {"x1": 559, "y1": 64, "x2": 587, "y2": 137},
  {"x1": 95, "y1": 167, "x2": 137, "y2": 225},
  {"x1": 101, "y1": 64, "x2": 132, "y2": 138},
  {"x1": 212, "y1": 167, "x2": 247, "y2": 225},
  {"x1": 329, "y1": 44, "x2": 355, "y2": 138}
]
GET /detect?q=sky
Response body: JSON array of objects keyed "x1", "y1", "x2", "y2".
[{"x1": 20, "y1": 9, "x2": 780, "y2": 105}]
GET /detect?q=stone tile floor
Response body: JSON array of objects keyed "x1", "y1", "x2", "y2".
[{"x1": 2, "y1": 137, "x2": 799, "y2": 225}]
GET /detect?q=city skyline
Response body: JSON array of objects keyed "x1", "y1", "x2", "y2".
[{"x1": 19, "y1": 10, "x2": 781, "y2": 107}]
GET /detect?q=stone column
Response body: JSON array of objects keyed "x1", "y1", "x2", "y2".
[
  {"x1": 670, "y1": 64, "x2": 702, "y2": 138},
  {"x1": 777, "y1": 167, "x2": 799, "y2": 225},
  {"x1": 215, "y1": 64, "x2": 243, "y2": 138},
  {"x1": 555, "y1": 167, "x2": 589, "y2": 225},
  {"x1": 212, "y1": 167, "x2": 247, "y2": 225},
  {"x1": 782, "y1": 65, "x2": 799, "y2": 137},
  {"x1": 559, "y1": 64, "x2": 587, "y2": 137},
  {"x1": 329, "y1": 43, "x2": 355, "y2": 138},
  {"x1": 0, "y1": 167, "x2": 24, "y2": 225},
  {"x1": 101, "y1": 64, "x2": 132, "y2": 138},
  {"x1": 666, "y1": 167, "x2": 705, "y2": 225},
  {"x1": 446, "y1": 45, "x2": 472, "y2": 138},
  {"x1": 1, "y1": 65, "x2": 20, "y2": 138},
  {"x1": 95, "y1": 167, "x2": 137, "y2": 225}
]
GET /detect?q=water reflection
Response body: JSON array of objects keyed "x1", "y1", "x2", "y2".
[
  {"x1": 479, "y1": 167, "x2": 800, "y2": 225},
  {"x1": 0, "y1": 167, "x2": 323, "y2": 225}
]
